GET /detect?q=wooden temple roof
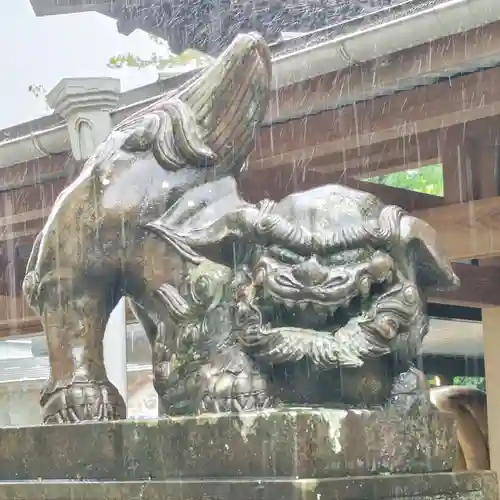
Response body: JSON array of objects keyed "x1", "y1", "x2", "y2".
[{"x1": 29, "y1": 0, "x2": 450, "y2": 55}]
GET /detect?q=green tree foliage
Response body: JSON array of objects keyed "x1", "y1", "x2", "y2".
[
  {"x1": 107, "y1": 34, "x2": 212, "y2": 70},
  {"x1": 29, "y1": 35, "x2": 212, "y2": 102},
  {"x1": 453, "y1": 376, "x2": 486, "y2": 392},
  {"x1": 27, "y1": 83, "x2": 50, "y2": 112},
  {"x1": 365, "y1": 164, "x2": 444, "y2": 196},
  {"x1": 107, "y1": 47, "x2": 213, "y2": 70}
]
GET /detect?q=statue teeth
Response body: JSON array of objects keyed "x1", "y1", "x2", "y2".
[
  {"x1": 312, "y1": 303, "x2": 325, "y2": 313},
  {"x1": 297, "y1": 302, "x2": 307, "y2": 311},
  {"x1": 283, "y1": 299, "x2": 295, "y2": 309},
  {"x1": 328, "y1": 305, "x2": 339, "y2": 315}
]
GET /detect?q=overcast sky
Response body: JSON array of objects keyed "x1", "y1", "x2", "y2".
[{"x1": 0, "y1": 1, "x2": 162, "y2": 129}]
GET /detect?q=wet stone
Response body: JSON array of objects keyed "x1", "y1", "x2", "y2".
[
  {"x1": 0, "y1": 407, "x2": 456, "y2": 481},
  {"x1": 0, "y1": 472, "x2": 496, "y2": 500}
]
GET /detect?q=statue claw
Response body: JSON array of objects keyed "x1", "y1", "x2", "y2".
[
  {"x1": 41, "y1": 381, "x2": 126, "y2": 424},
  {"x1": 389, "y1": 366, "x2": 431, "y2": 415}
]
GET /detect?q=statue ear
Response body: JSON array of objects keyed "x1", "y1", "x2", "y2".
[{"x1": 398, "y1": 214, "x2": 459, "y2": 293}]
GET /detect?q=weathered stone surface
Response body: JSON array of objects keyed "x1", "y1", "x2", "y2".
[
  {"x1": 0, "y1": 472, "x2": 496, "y2": 500},
  {"x1": 0, "y1": 408, "x2": 455, "y2": 481}
]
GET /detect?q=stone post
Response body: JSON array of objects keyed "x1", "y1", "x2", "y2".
[
  {"x1": 46, "y1": 77, "x2": 120, "y2": 161},
  {"x1": 46, "y1": 77, "x2": 128, "y2": 409}
]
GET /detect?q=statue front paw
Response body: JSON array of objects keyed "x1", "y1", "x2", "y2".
[
  {"x1": 41, "y1": 381, "x2": 126, "y2": 423},
  {"x1": 389, "y1": 366, "x2": 431, "y2": 415}
]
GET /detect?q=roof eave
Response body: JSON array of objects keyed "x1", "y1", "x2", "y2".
[
  {"x1": 273, "y1": 0, "x2": 500, "y2": 88},
  {"x1": 7, "y1": 0, "x2": 500, "y2": 167}
]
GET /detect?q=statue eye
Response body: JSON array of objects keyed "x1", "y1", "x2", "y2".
[{"x1": 193, "y1": 275, "x2": 212, "y2": 300}]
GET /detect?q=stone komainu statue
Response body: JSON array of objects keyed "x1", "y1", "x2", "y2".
[{"x1": 22, "y1": 33, "x2": 459, "y2": 423}]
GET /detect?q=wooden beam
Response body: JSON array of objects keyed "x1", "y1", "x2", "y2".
[
  {"x1": 0, "y1": 154, "x2": 71, "y2": 187},
  {"x1": 414, "y1": 196, "x2": 500, "y2": 261},
  {"x1": 422, "y1": 355, "x2": 484, "y2": 378},
  {"x1": 345, "y1": 180, "x2": 444, "y2": 212},
  {"x1": 0, "y1": 208, "x2": 50, "y2": 228},
  {"x1": 240, "y1": 167, "x2": 444, "y2": 211},
  {"x1": 0, "y1": 212, "x2": 47, "y2": 242},
  {"x1": 0, "y1": 296, "x2": 138, "y2": 337},
  {"x1": 252, "y1": 66, "x2": 500, "y2": 170},
  {"x1": 469, "y1": 118, "x2": 500, "y2": 200},
  {"x1": 0, "y1": 227, "x2": 43, "y2": 243},
  {"x1": 0, "y1": 169, "x2": 67, "y2": 193},
  {"x1": 0, "y1": 296, "x2": 40, "y2": 337},
  {"x1": 0, "y1": 178, "x2": 66, "y2": 221},
  {"x1": 267, "y1": 20, "x2": 500, "y2": 125},
  {"x1": 430, "y1": 263, "x2": 500, "y2": 308},
  {"x1": 303, "y1": 133, "x2": 439, "y2": 178},
  {"x1": 252, "y1": 121, "x2": 441, "y2": 173}
]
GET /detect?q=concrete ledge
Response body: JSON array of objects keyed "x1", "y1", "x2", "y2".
[
  {"x1": 0, "y1": 473, "x2": 496, "y2": 500},
  {"x1": 0, "y1": 408, "x2": 455, "y2": 481}
]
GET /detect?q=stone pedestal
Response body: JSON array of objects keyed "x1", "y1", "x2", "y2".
[
  {"x1": 0, "y1": 408, "x2": 496, "y2": 499},
  {"x1": 0, "y1": 473, "x2": 496, "y2": 500}
]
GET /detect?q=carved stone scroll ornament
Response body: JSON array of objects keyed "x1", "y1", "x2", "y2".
[
  {"x1": 145, "y1": 178, "x2": 460, "y2": 414},
  {"x1": 21, "y1": 33, "x2": 272, "y2": 423}
]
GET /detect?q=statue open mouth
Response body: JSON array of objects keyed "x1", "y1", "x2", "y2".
[
  {"x1": 230, "y1": 248, "x2": 402, "y2": 369},
  {"x1": 259, "y1": 282, "x2": 391, "y2": 332},
  {"x1": 253, "y1": 248, "x2": 395, "y2": 329}
]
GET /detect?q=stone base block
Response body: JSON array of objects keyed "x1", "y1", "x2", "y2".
[
  {"x1": 0, "y1": 407, "x2": 455, "y2": 480},
  {"x1": 0, "y1": 473, "x2": 496, "y2": 500}
]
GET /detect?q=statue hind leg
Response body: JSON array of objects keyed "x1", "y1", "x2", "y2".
[{"x1": 33, "y1": 280, "x2": 126, "y2": 423}]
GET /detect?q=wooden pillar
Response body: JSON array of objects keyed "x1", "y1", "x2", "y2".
[
  {"x1": 442, "y1": 122, "x2": 500, "y2": 477},
  {"x1": 476, "y1": 145, "x2": 500, "y2": 199},
  {"x1": 465, "y1": 120, "x2": 500, "y2": 265},
  {"x1": 471, "y1": 117, "x2": 500, "y2": 200},
  {"x1": 482, "y1": 309, "x2": 500, "y2": 475},
  {"x1": 479, "y1": 135, "x2": 500, "y2": 482}
]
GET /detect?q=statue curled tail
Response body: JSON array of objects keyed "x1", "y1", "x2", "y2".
[{"x1": 430, "y1": 385, "x2": 489, "y2": 471}]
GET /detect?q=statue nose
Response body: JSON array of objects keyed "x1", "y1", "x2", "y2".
[{"x1": 291, "y1": 258, "x2": 328, "y2": 286}]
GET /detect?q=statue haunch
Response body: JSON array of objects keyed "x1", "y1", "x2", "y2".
[{"x1": 22, "y1": 33, "x2": 272, "y2": 423}]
